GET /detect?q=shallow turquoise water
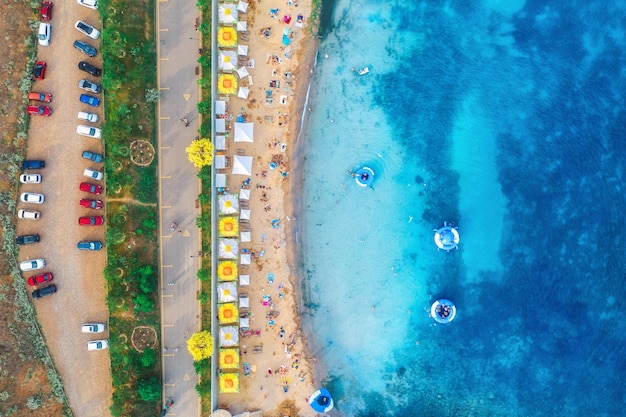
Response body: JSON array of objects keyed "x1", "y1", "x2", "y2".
[{"x1": 298, "y1": 0, "x2": 626, "y2": 416}]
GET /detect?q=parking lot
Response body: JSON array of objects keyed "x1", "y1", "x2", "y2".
[{"x1": 17, "y1": 1, "x2": 112, "y2": 416}]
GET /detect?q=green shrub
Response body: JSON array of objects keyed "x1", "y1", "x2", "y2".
[
  {"x1": 137, "y1": 377, "x2": 161, "y2": 401},
  {"x1": 197, "y1": 101, "x2": 210, "y2": 114},
  {"x1": 197, "y1": 291, "x2": 209, "y2": 304},
  {"x1": 196, "y1": 268, "x2": 210, "y2": 282},
  {"x1": 140, "y1": 348, "x2": 156, "y2": 368},
  {"x1": 133, "y1": 293, "x2": 154, "y2": 313}
]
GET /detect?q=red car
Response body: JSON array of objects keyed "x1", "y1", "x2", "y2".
[
  {"x1": 79, "y1": 182, "x2": 102, "y2": 195},
  {"x1": 27, "y1": 272, "x2": 53, "y2": 286},
  {"x1": 27, "y1": 105, "x2": 52, "y2": 116},
  {"x1": 41, "y1": 1, "x2": 53, "y2": 20},
  {"x1": 28, "y1": 91, "x2": 53, "y2": 102},
  {"x1": 80, "y1": 198, "x2": 103, "y2": 209},
  {"x1": 79, "y1": 216, "x2": 104, "y2": 226},
  {"x1": 33, "y1": 61, "x2": 46, "y2": 80}
]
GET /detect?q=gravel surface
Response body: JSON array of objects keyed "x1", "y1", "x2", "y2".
[{"x1": 17, "y1": 2, "x2": 112, "y2": 416}]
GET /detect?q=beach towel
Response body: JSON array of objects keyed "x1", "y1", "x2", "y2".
[{"x1": 268, "y1": 273, "x2": 274, "y2": 284}]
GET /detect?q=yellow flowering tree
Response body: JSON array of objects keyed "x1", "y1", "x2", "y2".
[
  {"x1": 186, "y1": 138, "x2": 214, "y2": 168},
  {"x1": 187, "y1": 330, "x2": 214, "y2": 361}
]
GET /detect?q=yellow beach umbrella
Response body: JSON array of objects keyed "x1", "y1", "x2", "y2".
[
  {"x1": 219, "y1": 373, "x2": 240, "y2": 393},
  {"x1": 218, "y1": 27, "x2": 237, "y2": 48},
  {"x1": 218, "y1": 261, "x2": 238, "y2": 281},
  {"x1": 219, "y1": 348, "x2": 240, "y2": 369},
  {"x1": 218, "y1": 74, "x2": 238, "y2": 95},
  {"x1": 218, "y1": 302, "x2": 239, "y2": 324},
  {"x1": 219, "y1": 217, "x2": 239, "y2": 237}
]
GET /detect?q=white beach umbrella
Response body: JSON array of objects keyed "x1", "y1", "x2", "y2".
[
  {"x1": 219, "y1": 239, "x2": 239, "y2": 259},
  {"x1": 236, "y1": 21, "x2": 247, "y2": 32},
  {"x1": 240, "y1": 253, "x2": 251, "y2": 265},
  {"x1": 218, "y1": 50, "x2": 237, "y2": 71},
  {"x1": 239, "y1": 189, "x2": 250, "y2": 201},
  {"x1": 239, "y1": 296, "x2": 250, "y2": 308},
  {"x1": 215, "y1": 154, "x2": 227, "y2": 169},
  {"x1": 239, "y1": 317, "x2": 249, "y2": 329},
  {"x1": 218, "y1": 4, "x2": 238, "y2": 24},
  {"x1": 234, "y1": 122, "x2": 254, "y2": 142},
  {"x1": 215, "y1": 135, "x2": 226, "y2": 151},
  {"x1": 239, "y1": 274, "x2": 250, "y2": 286},
  {"x1": 236, "y1": 66, "x2": 249, "y2": 79},
  {"x1": 237, "y1": 1, "x2": 248, "y2": 13},
  {"x1": 219, "y1": 326, "x2": 239, "y2": 347},
  {"x1": 240, "y1": 231, "x2": 251, "y2": 242},
  {"x1": 237, "y1": 87, "x2": 249, "y2": 99},
  {"x1": 218, "y1": 194, "x2": 239, "y2": 214},
  {"x1": 218, "y1": 282, "x2": 238, "y2": 302},
  {"x1": 237, "y1": 44, "x2": 248, "y2": 56},
  {"x1": 232, "y1": 155, "x2": 253, "y2": 176},
  {"x1": 240, "y1": 209, "x2": 251, "y2": 220}
]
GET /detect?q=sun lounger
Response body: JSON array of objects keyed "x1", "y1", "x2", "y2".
[
  {"x1": 253, "y1": 345, "x2": 263, "y2": 354},
  {"x1": 236, "y1": 149, "x2": 246, "y2": 155}
]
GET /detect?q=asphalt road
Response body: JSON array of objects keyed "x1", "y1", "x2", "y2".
[{"x1": 156, "y1": 0, "x2": 202, "y2": 415}]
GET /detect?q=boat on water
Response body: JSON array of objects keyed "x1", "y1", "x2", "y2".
[
  {"x1": 358, "y1": 66, "x2": 370, "y2": 75},
  {"x1": 433, "y1": 221, "x2": 460, "y2": 251},
  {"x1": 352, "y1": 166, "x2": 374, "y2": 187},
  {"x1": 431, "y1": 299, "x2": 456, "y2": 324}
]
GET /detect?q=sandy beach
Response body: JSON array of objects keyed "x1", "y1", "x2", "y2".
[{"x1": 216, "y1": 0, "x2": 321, "y2": 415}]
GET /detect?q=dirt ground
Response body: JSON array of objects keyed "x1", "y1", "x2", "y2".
[{"x1": 12, "y1": 2, "x2": 112, "y2": 417}]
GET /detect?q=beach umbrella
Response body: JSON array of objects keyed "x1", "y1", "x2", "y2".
[
  {"x1": 239, "y1": 274, "x2": 250, "y2": 286},
  {"x1": 240, "y1": 209, "x2": 251, "y2": 220},
  {"x1": 234, "y1": 122, "x2": 254, "y2": 142},
  {"x1": 232, "y1": 155, "x2": 253, "y2": 176},
  {"x1": 218, "y1": 261, "x2": 238, "y2": 281},
  {"x1": 219, "y1": 373, "x2": 240, "y2": 393},
  {"x1": 236, "y1": 66, "x2": 249, "y2": 79},
  {"x1": 218, "y1": 281, "x2": 238, "y2": 302},
  {"x1": 239, "y1": 189, "x2": 250, "y2": 201},
  {"x1": 218, "y1": 303, "x2": 239, "y2": 324},
  {"x1": 236, "y1": 21, "x2": 247, "y2": 32},
  {"x1": 218, "y1": 51, "x2": 237, "y2": 71},
  {"x1": 218, "y1": 74, "x2": 238, "y2": 95},
  {"x1": 237, "y1": 44, "x2": 248, "y2": 56},
  {"x1": 218, "y1": 194, "x2": 239, "y2": 214},
  {"x1": 239, "y1": 295, "x2": 249, "y2": 308},
  {"x1": 219, "y1": 217, "x2": 239, "y2": 237},
  {"x1": 239, "y1": 317, "x2": 249, "y2": 329},
  {"x1": 219, "y1": 326, "x2": 239, "y2": 347},
  {"x1": 309, "y1": 388, "x2": 334, "y2": 413},
  {"x1": 219, "y1": 238, "x2": 239, "y2": 259},
  {"x1": 210, "y1": 410, "x2": 232, "y2": 417},
  {"x1": 219, "y1": 348, "x2": 240, "y2": 369},
  {"x1": 215, "y1": 154, "x2": 227, "y2": 169},
  {"x1": 215, "y1": 135, "x2": 227, "y2": 151},
  {"x1": 218, "y1": 4, "x2": 238, "y2": 24},
  {"x1": 240, "y1": 253, "x2": 251, "y2": 265},
  {"x1": 237, "y1": 1, "x2": 248, "y2": 13},
  {"x1": 240, "y1": 231, "x2": 251, "y2": 242},
  {"x1": 237, "y1": 87, "x2": 249, "y2": 99},
  {"x1": 217, "y1": 27, "x2": 237, "y2": 48}
]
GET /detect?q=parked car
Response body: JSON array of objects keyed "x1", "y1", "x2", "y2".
[
  {"x1": 81, "y1": 323, "x2": 105, "y2": 333},
  {"x1": 19, "y1": 258, "x2": 45, "y2": 272},
  {"x1": 79, "y1": 94, "x2": 100, "y2": 107},
  {"x1": 78, "y1": 216, "x2": 104, "y2": 226},
  {"x1": 77, "y1": 0, "x2": 98, "y2": 9},
  {"x1": 74, "y1": 20, "x2": 100, "y2": 39},
  {"x1": 82, "y1": 150, "x2": 103, "y2": 163},
  {"x1": 83, "y1": 168, "x2": 103, "y2": 180},
  {"x1": 77, "y1": 111, "x2": 98, "y2": 123},
  {"x1": 22, "y1": 160, "x2": 45, "y2": 170},
  {"x1": 73, "y1": 40, "x2": 97, "y2": 57},
  {"x1": 27, "y1": 105, "x2": 52, "y2": 116},
  {"x1": 80, "y1": 198, "x2": 103, "y2": 209},
  {"x1": 38, "y1": 22, "x2": 51, "y2": 46},
  {"x1": 79, "y1": 182, "x2": 102, "y2": 195},
  {"x1": 76, "y1": 125, "x2": 102, "y2": 138},
  {"x1": 16, "y1": 234, "x2": 40, "y2": 245},
  {"x1": 28, "y1": 91, "x2": 52, "y2": 102},
  {"x1": 19, "y1": 173, "x2": 42, "y2": 183},
  {"x1": 78, "y1": 61, "x2": 101, "y2": 76},
  {"x1": 18, "y1": 209, "x2": 40, "y2": 220},
  {"x1": 20, "y1": 192, "x2": 45, "y2": 204},
  {"x1": 40, "y1": 1, "x2": 53, "y2": 20},
  {"x1": 77, "y1": 240, "x2": 103, "y2": 250},
  {"x1": 87, "y1": 340, "x2": 108, "y2": 351},
  {"x1": 27, "y1": 272, "x2": 53, "y2": 286},
  {"x1": 78, "y1": 79, "x2": 101, "y2": 93},
  {"x1": 33, "y1": 61, "x2": 46, "y2": 80},
  {"x1": 32, "y1": 284, "x2": 57, "y2": 299}
]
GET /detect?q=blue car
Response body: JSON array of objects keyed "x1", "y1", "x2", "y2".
[{"x1": 80, "y1": 94, "x2": 100, "y2": 107}]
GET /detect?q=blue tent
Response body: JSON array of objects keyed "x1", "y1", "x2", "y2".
[{"x1": 309, "y1": 388, "x2": 334, "y2": 413}]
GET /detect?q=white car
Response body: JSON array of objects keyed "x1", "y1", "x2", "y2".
[
  {"x1": 20, "y1": 192, "x2": 45, "y2": 204},
  {"x1": 76, "y1": 125, "x2": 102, "y2": 138},
  {"x1": 74, "y1": 21, "x2": 100, "y2": 40},
  {"x1": 84, "y1": 168, "x2": 104, "y2": 181},
  {"x1": 77, "y1": 0, "x2": 98, "y2": 9},
  {"x1": 18, "y1": 209, "x2": 40, "y2": 220},
  {"x1": 81, "y1": 323, "x2": 105, "y2": 333},
  {"x1": 87, "y1": 340, "x2": 108, "y2": 351},
  {"x1": 38, "y1": 22, "x2": 51, "y2": 46},
  {"x1": 20, "y1": 173, "x2": 42, "y2": 184},
  {"x1": 77, "y1": 111, "x2": 99, "y2": 123},
  {"x1": 19, "y1": 258, "x2": 45, "y2": 272}
]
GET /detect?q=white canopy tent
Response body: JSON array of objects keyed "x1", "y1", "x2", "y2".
[
  {"x1": 219, "y1": 239, "x2": 239, "y2": 259},
  {"x1": 240, "y1": 253, "x2": 251, "y2": 265},
  {"x1": 239, "y1": 189, "x2": 250, "y2": 200},
  {"x1": 215, "y1": 174, "x2": 227, "y2": 188},
  {"x1": 239, "y1": 296, "x2": 250, "y2": 308},
  {"x1": 218, "y1": 50, "x2": 238, "y2": 71},
  {"x1": 218, "y1": 4, "x2": 238, "y2": 24},
  {"x1": 237, "y1": 87, "x2": 249, "y2": 99},
  {"x1": 236, "y1": 66, "x2": 249, "y2": 79},
  {"x1": 215, "y1": 135, "x2": 226, "y2": 151},
  {"x1": 232, "y1": 155, "x2": 253, "y2": 176},
  {"x1": 240, "y1": 209, "x2": 251, "y2": 220},
  {"x1": 239, "y1": 274, "x2": 250, "y2": 286},
  {"x1": 215, "y1": 118, "x2": 226, "y2": 133},
  {"x1": 236, "y1": 21, "x2": 247, "y2": 32},
  {"x1": 237, "y1": 44, "x2": 248, "y2": 56},
  {"x1": 215, "y1": 155, "x2": 227, "y2": 169},
  {"x1": 215, "y1": 100, "x2": 226, "y2": 115},
  {"x1": 234, "y1": 122, "x2": 254, "y2": 142},
  {"x1": 237, "y1": 1, "x2": 248, "y2": 13},
  {"x1": 240, "y1": 231, "x2": 251, "y2": 242}
]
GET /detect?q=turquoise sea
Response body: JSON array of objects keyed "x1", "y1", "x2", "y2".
[{"x1": 297, "y1": 0, "x2": 626, "y2": 416}]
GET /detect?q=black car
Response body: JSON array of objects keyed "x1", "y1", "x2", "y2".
[
  {"x1": 78, "y1": 61, "x2": 101, "y2": 77},
  {"x1": 16, "y1": 234, "x2": 40, "y2": 245},
  {"x1": 22, "y1": 160, "x2": 45, "y2": 170},
  {"x1": 32, "y1": 284, "x2": 56, "y2": 299},
  {"x1": 73, "y1": 40, "x2": 97, "y2": 57},
  {"x1": 82, "y1": 150, "x2": 103, "y2": 163}
]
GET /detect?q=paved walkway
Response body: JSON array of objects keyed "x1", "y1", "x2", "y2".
[{"x1": 156, "y1": 0, "x2": 202, "y2": 415}]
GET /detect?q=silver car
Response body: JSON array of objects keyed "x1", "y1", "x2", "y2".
[
  {"x1": 87, "y1": 340, "x2": 108, "y2": 351},
  {"x1": 81, "y1": 323, "x2": 105, "y2": 333},
  {"x1": 20, "y1": 192, "x2": 45, "y2": 204},
  {"x1": 19, "y1": 258, "x2": 45, "y2": 272}
]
